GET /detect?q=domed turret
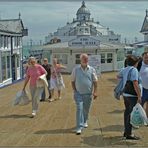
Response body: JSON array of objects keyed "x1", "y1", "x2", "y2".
[
  {"x1": 77, "y1": 1, "x2": 90, "y2": 15},
  {"x1": 76, "y1": 1, "x2": 91, "y2": 22}
]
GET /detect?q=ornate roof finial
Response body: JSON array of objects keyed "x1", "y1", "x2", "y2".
[
  {"x1": 82, "y1": 1, "x2": 85, "y2": 7},
  {"x1": 19, "y1": 12, "x2": 21, "y2": 19},
  {"x1": 146, "y1": 9, "x2": 148, "y2": 17}
]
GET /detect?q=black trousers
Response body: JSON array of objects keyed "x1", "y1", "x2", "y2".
[{"x1": 123, "y1": 96, "x2": 137, "y2": 136}]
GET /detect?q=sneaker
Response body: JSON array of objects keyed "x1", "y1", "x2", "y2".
[
  {"x1": 32, "y1": 112, "x2": 36, "y2": 115},
  {"x1": 40, "y1": 99, "x2": 45, "y2": 102},
  {"x1": 76, "y1": 129, "x2": 82, "y2": 135},
  {"x1": 30, "y1": 115, "x2": 35, "y2": 118},
  {"x1": 83, "y1": 122, "x2": 88, "y2": 128},
  {"x1": 126, "y1": 135, "x2": 140, "y2": 140},
  {"x1": 132, "y1": 125, "x2": 140, "y2": 129},
  {"x1": 58, "y1": 97, "x2": 62, "y2": 100},
  {"x1": 30, "y1": 112, "x2": 36, "y2": 118},
  {"x1": 48, "y1": 98, "x2": 54, "y2": 102},
  {"x1": 125, "y1": 134, "x2": 140, "y2": 140}
]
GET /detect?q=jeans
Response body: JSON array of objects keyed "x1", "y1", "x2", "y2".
[
  {"x1": 74, "y1": 91, "x2": 92, "y2": 130},
  {"x1": 123, "y1": 96, "x2": 137, "y2": 136},
  {"x1": 142, "y1": 87, "x2": 148, "y2": 106},
  {"x1": 30, "y1": 86, "x2": 44, "y2": 112}
]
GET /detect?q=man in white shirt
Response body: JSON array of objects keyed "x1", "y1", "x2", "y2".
[
  {"x1": 71, "y1": 53, "x2": 98, "y2": 135},
  {"x1": 139, "y1": 51, "x2": 148, "y2": 117}
]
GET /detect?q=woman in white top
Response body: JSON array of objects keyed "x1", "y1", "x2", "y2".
[
  {"x1": 139, "y1": 52, "x2": 148, "y2": 118},
  {"x1": 49, "y1": 58, "x2": 66, "y2": 101}
]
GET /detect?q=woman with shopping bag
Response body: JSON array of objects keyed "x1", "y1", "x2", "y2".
[
  {"x1": 121, "y1": 55, "x2": 142, "y2": 140},
  {"x1": 130, "y1": 103, "x2": 148, "y2": 127},
  {"x1": 13, "y1": 90, "x2": 30, "y2": 106},
  {"x1": 22, "y1": 57, "x2": 47, "y2": 118}
]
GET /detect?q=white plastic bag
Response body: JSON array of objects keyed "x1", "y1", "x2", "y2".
[
  {"x1": 13, "y1": 91, "x2": 22, "y2": 105},
  {"x1": 56, "y1": 75, "x2": 64, "y2": 87},
  {"x1": 130, "y1": 103, "x2": 148, "y2": 126},
  {"x1": 36, "y1": 74, "x2": 48, "y2": 88},
  {"x1": 13, "y1": 90, "x2": 30, "y2": 106}
]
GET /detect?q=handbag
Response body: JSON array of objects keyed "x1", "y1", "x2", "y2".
[{"x1": 123, "y1": 68, "x2": 137, "y2": 96}]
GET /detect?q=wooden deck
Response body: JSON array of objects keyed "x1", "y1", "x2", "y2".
[{"x1": 0, "y1": 72, "x2": 147, "y2": 147}]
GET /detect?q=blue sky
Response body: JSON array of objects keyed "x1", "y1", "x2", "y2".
[{"x1": 0, "y1": 1, "x2": 147, "y2": 45}]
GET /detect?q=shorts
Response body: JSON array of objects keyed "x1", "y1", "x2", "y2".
[{"x1": 50, "y1": 78, "x2": 65, "y2": 90}]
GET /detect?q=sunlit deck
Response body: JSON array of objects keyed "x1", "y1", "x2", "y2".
[{"x1": 0, "y1": 72, "x2": 147, "y2": 147}]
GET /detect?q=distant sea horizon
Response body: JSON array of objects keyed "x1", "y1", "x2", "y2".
[{"x1": 22, "y1": 45, "x2": 30, "y2": 58}]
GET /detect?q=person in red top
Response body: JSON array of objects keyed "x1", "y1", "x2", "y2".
[
  {"x1": 50, "y1": 58, "x2": 66, "y2": 101},
  {"x1": 22, "y1": 57, "x2": 47, "y2": 118}
]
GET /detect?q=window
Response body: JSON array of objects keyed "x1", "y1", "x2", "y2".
[
  {"x1": 101, "y1": 53, "x2": 105, "y2": 63},
  {"x1": 6, "y1": 36, "x2": 9, "y2": 48},
  {"x1": 107, "y1": 53, "x2": 113, "y2": 63},
  {"x1": 1, "y1": 52, "x2": 11, "y2": 81},
  {"x1": 14, "y1": 37, "x2": 17, "y2": 47},
  {"x1": 7, "y1": 36, "x2": 10, "y2": 48},
  {"x1": 75, "y1": 54, "x2": 81, "y2": 64},
  {"x1": 0, "y1": 35, "x2": 3, "y2": 48},
  {"x1": 17, "y1": 55, "x2": 20, "y2": 67},
  {"x1": 53, "y1": 54, "x2": 60, "y2": 60},
  {"x1": 7, "y1": 56, "x2": 11, "y2": 78},
  {"x1": 79, "y1": 28, "x2": 83, "y2": 33},
  {"x1": 17, "y1": 37, "x2": 20, "y2": 46},
  {"x1": 117, "y1": 50, "x2": 125, "y2": 61},
  {"x1": 4, "y1": 36, "x2": 9, "y2": 48},
  {"x1": 62, "y1": 54, "x2": 68, "y2": 64},
  {"x1": 19, "y1": 37, "x2": 21, "y2": 46},
  {"x1": 0, "y1": 35, "x2": 4, "y2": 47},
  {"x1": 53, "y1": 54, "x2": 68, "y2": 64},
  {"x1": 2, "y1": 56, "x2": 6, "y2": 81},
  {"x1": 85, "y1": 28, "x2": 89, "y2": 33}
]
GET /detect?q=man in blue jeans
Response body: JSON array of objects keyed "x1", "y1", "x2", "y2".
[{"x1": 71, "y1": 53, "x2": 98, "y2": 135}]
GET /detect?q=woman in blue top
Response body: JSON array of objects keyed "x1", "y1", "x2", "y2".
[{"x1": 122, "y1": 55, "x2": 141, "y2": 140}]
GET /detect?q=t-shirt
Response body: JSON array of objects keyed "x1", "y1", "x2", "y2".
[
  {"x1": 71, "y1": 65, "x2": 98, "y2": 94},
  {"x1": 122, "y1": 66, "x2": 141, "y2": 97},
  {"x1": 26, "y1": 64, "x2": 46, "y2": 87},
  {"x1": 140, "y1": 62, "x2": 148, "y2": 89},
  {"x1": 51, "y1": 64, "x2": 63, "y2": 79},
  {"x1": 42, "y1": 64, "x2": 51, "y2": 80}
]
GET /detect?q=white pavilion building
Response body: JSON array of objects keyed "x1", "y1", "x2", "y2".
[
  {"x1": 0, "y1": 14, "x2": 28, "y2": 87},
  {"x1": 43, "y1": 1, "x2": 125, "y2": 73}
]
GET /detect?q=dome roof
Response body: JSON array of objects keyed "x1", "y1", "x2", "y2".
[{"x1": 76, "y1": 1, "x2": 90, "y2": 15}]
